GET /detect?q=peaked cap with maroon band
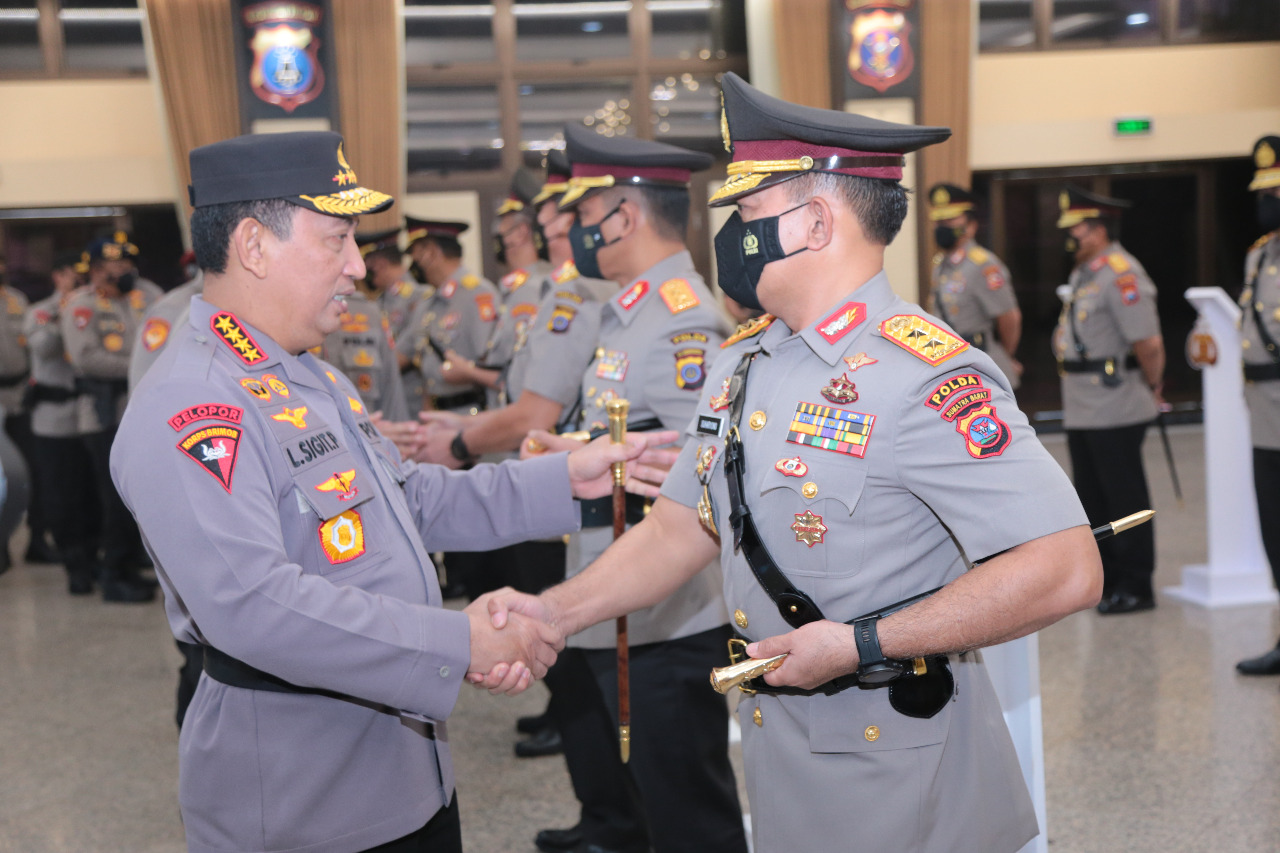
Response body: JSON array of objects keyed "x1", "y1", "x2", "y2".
[
  {"x1": 558, "y1": 122, "x2": 714, "y2": 208},
  {"x1": 532, "y1": 147, "x2": 573, "y2": 205},
  {"x1": 497, "y1": 168, "x2": 543, "y2": 216},
  {"x1": 1056, "y1": 185, "x2": 1131, "y2": 229},
  {"x1": 709, "y1": 71, "x2": 951, "y2": 207},
  {"x1": 355, "y1": 227, "x2": 401, "y2": 257},
  {"x1": 404, "y1": 217, "x2": 469, "y2": 246}
]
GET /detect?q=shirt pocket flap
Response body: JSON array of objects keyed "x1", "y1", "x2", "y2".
[
  {"x1": 292, "y1": 460, "x2": 375, "y2": 520},
  {"x1": 760, "y1": 459, "x2": 867, "y2": 516},
  {"x1": 808, "y1": 687, "x2": 951, "y2": 754}
]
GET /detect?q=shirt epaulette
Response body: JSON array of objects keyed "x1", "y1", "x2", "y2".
[
  {"x1": 1250, "y1": 233, "x2": 1273, "y2": 254},
  {"x1": 1106, "y1": 253, "x2": 1131, "y2": 274},
  {"x1": 966, "y1": 246, "x2": 990, "y2": 265},
  {"x1": 460, "y1": 274, "x2": 480, "y2": 290},
  {"x1": 658, "y1": 278, "x2": 700, "y2": 314},
  {"x1": 878, "y1": 314, "x2": 969, "y2": 366},
  {"x1": 721, "y1": 314, "x2": 775, "y2": 348}
]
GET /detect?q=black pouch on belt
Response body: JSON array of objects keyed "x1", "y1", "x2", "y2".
[{"x1": 884, "y1": 657, "x2": 954, "y2": 719}]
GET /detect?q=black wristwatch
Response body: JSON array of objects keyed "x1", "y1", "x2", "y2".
[
  {"x1": 852, "y1": 616, "x2": 904, "y2": 685},
  {"x1": 449, "y1": 431, "x2": 472, "y2": 462}
]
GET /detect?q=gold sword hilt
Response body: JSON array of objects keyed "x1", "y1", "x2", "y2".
[
  {"x1": 710, "y1": 653, "x2": 788, "y2": 695},
  {"x1": 606, "y1": 399, "x2": 630, "y2": 485}
]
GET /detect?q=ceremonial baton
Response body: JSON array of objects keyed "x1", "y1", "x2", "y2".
[
  {"x1": 710, "y1": 509, "x2": 1157, "y2": 694},
  {"x1": 605, "y1": 398, "x2": 631, "y2": 763},
  {"x1": 1155, "y1": 411, "x2": 1184, "y2": 507}
]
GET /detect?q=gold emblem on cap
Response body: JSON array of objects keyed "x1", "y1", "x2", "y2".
[
  {"x1": 864, "y1": 725, "x2": 880, "y2": 742},
  {"x1": 932, "y1": 187, "x2": 950, "y2": 206},
  {"x1": 799, "y1": 155, "x2": 814, "y2": 170},
  {"x1": 734, "y1": 609, "x2": 748, "y2": 629},
  {"x1": 749, "y1": 411, "x2": 767, "y2": 430},
  {"x1": 1059, "y1": 190, "x2": 1070, "y2": 211},
  {"x1": 1259, "y1": 141, "x2": 1277, "y2": 169},
  {"x1": 801, "y1": 482, "x2": 817, "y2": 498},
  {"x1": 720, "y1": 94, "x2": 731, "y2": 152}
]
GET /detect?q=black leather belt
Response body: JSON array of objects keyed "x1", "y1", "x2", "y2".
[
  {"x1": 1244, "y1": 362, "x2": 1280, "y2": 381},
  {"x1": 581, "y1": 493, "x2": 648, "y2": 528},
  {"x1": 432, "y1": 389, "x2": 486, "y2": 411},
  {"x1": 202, "y1": 646, "x2": 347, "y2": 699},
  {"x1": 1059, "y1": 354, "x2": 1139, "y2": 374},
  {"x1": 0, "y1": 372, "x2": 26, "y2": 388},
  {"x1": 29, "y1": 383, "x2": 75, "y2": 403}
]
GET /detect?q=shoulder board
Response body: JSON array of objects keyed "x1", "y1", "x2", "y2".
[
  {"x1": 554, "y1": 261, "x2": 579, "y2": 284},
  {"x1": 461, "y1": 274, "x2": 480, "y2": 290},
  {"x1": 396, "y1": 281, "x2": 415, "y2": 298},
  {"x1": 879, "y1": 315, "x2": 969, "y2": 366},
  {"x1": 659, "y1": 278, "x2": 700, "y2": 314},
  {"x1": 966, "y1": 246, "x2": 990, "y2": 265},
  {"x1": 1106, "y1": 253, "x2": 1131, "y2": 274},
  {"x1": 1250, "y1": 233, "x2": 1272, "y2": 253},
  {"x1": 721, "y1": 314, "x2": 775, "y2": 348}
]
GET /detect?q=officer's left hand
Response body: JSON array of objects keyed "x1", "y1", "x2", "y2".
[
  {"x1": 565, "y1": 430, "x2": 682, "y2": 500},
  {"x1": 369, "y1": 412, "x2": 426, "y2": 459},
  {"x1": 416, "y1": 423, "x2": 464, "y2": 468},
  {"x1": 746, "y1": 621, "x2": 859, "y2": 691}
]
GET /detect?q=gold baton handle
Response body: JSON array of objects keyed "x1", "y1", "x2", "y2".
[
  {"x1": 605, "y1": 398, "x2": 631, "y2": 762},
  {"x1": 710, "y1": 653, "x2": 788, "y2": 694},
  {"x1": 606, "y1": 399, "x2": 629, "y2": 486}
]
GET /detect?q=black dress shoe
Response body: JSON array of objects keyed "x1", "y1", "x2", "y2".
[
  {"x1": 535, "y1": 824, "x2": 583, "y2": 851},
  {"x1": 515, "y1": 727, "x2": 563, "y2": 758},
  {"x1": 1096, "y1": 591, "x2": 1155, "y2": 615},
  {"x1": 517, "y1": 711, "x2": 551, "y2": 735},
  {"x1": 24, "y1": 538, "x2": 61, "y2": 564},
  {"x1": 101, "y1": 578, "x2": 156, "y2": 604},
  {"x1": 1236, "y1": 645, "x2": 1280, "y2": 675}
]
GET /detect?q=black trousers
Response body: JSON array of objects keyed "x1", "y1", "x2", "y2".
[
  {"x1": 31, "y1": 433, "x2": 98, "y2": 557},
  {"x1": 361, "y1": 795, "x2": 461, "y2": 853},
  {"x1": 558, "y1": 625, "x2": 748, "y2": 853},
  {"x1": 82, "y1": 427, "x2": 142, "y2": 579},
  {"x1": 1254, "y1": 447, "x2": 1280, "y2": 593},
  {"x1": 1066, "y1": 422, "x2": 1156, "y2": 597},
  {"x1": 450, "y1": 539, "x2": 567, "y2": 602},
  {"x1": 5, "y1": 411, "x2": 45, "y2": 541}
]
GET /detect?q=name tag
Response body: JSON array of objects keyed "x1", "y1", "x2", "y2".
[{"x1": 697, "y1": 414, "x2": 724, "y2": 436}]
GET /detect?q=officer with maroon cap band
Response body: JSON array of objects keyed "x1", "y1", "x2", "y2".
[{"x1": 486, "y1": 72, "x2": 1102, "y2": 853}]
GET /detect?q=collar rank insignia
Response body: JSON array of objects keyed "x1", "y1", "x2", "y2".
[
  {"x1": 816, "y1": 302, "x2": 867, "y2": 345},
  {"x1": 791, "y1": 510, "x2": 827, "y2": 547},
  {"x1": 843, "y1": 352, "x2": 878, "y2": 372},
  {"x1": 555, "y1": 261, "x2": 579, "y2": 284},
  {"x1": 262, "y1": 373, "x2": 290, "y2": 397},
  {"x1": 502, "y1": 270, "x2": 529, "y2": 292},
  {"x1": 319, "y1": 510, "x2": 365, "y2": 564},
  {"x1": 775, "y1": 456, "x2": 807, "y2": 477},
  {"x1": 315, "y1": 469, "x2": 359, "y2": 502},
  {"x1": 142, "y1": 318, "x2": 170, "y2": 352},
  {"x1": 272, "y1": 406, "x2": 309, "y2": 430},
  {"x1": 348, "y1": 396, "x2": 364, "y2": 413},
  {"x1": 659, "y1": 278, "x2": 700, "y2": 314},
  {"x1": 708, "y1": 376, "x2": 731, "y2": 412},
  {"x1": 240, "y1": 377, "x2": 271, "y2": 401},
  {"x1": 880, "y1": 315, "x2": 968, "y2": 366},
  {"x1": 211, "y1": 312, "x2": 268, "y2": 365},
  {"x1": 618, "y1": 280, "x2": 649, "y2": 311},
  {"x1": 177, "y1": 425, "x2": 242, "y2": 492},
  {"x1": 440, "y1": 280, "x2": 457, "y2": 299},
  {"x1": 721, "y1": 314, "x2": 775, "y2": 348},
  {"x1": 821, "y1": 374, "x2": 858, "y2": 404}
]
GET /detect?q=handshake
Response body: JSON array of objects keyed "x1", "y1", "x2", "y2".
[{"x1": 463, "y1": 587, "x2": 562, "y2": 695}]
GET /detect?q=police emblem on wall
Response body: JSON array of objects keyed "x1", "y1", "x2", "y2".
[
  {"x1": 234, "y1": 1, "x2": 338, "y2": 129},
  {"x1": 835, "y1": 1, "x2": 920, "y2": 101}
]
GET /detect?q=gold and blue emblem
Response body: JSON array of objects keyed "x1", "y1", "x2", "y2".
[
  {"x1": 674, "y1": 347, "x2": 706, "y2": 391},
  {"x1": 847, "y1": 6, "x2": 915, "y2": 95},
  {"x1": 956, "y1": 404, "x2": 1010, "y2": 459},
  {"x1": 244, "y1": 1, "x2": 326, "y2": 114},
  {"x1": 549, "y1": 304, "x2": 577, "y2": 333}
]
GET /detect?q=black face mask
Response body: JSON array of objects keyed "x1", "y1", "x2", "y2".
[
  {"x1": 1258, "y1": 194, "x2": 1280, "y2": 234},
  {"x1": 493, "y1": 234, "x2": 507, "y2": 267},
  {"x1": 568, "y1": 204, "x2": 624, "y2": 280},
  {"x1": 114, "y1": 271, "x2": 136, "y2": 293},
  {"x1": 934, "y1": 224, "x2": 963, "y2": 251},
  {"x1": 712, "y1": 204, "x2": 808, "y2": 311}
]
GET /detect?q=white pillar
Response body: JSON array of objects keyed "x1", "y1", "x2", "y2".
[
  {"x1": 1165, "y1": 287, "x2": 1276, "y2": 607},
  {"x1": 984, "y1": 635, "x2": 1048, "y2": 853}
]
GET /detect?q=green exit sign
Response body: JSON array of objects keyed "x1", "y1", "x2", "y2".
[{"x1": 1114, "y1": 117, "x2": 1153, "y2": 137}]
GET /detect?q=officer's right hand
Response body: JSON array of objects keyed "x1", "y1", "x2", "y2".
[{"x1": 464, "y1": 589, "x2": 563, "y2": 695}]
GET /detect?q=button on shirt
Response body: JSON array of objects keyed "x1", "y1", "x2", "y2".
[{"x1": 110, "y1": 295, "x2": 580, "y2": 853}]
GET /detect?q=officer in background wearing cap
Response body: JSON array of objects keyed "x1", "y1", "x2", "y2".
[
  {"x1": 490, "y1": 72, "x2": 1102, "y2": 853},
  {"x1": 522, "y1": 122, "x2": 746, "y2": 853},
  {"x1": 1235, "y1": 136, "x2": 1280, "y2": 675},
  {"x1": 25, "y1": 250, "x2": 98, "y2": 593},
  {"x1": 0, "y1": 250, "x2": 45, "y2": 569},
  {"x1": 315, "y1": 280, "x2": 409, "y2": 422},
  {"x1": 128, "y1": 250, "x2": 204, "y2": 391},
  {"x1": 62, "y1": 235, "x2": 160, "y2": 602},
  {"x1": 927, "y1": 184, "x2": 1022, "y2": 388},
  {"x1": 109, "y1": 130, "x2": 674, "y2": 853},
  {"x1": 357, "y1": 228, "x2": 430, "y2": 413},
  {"x1": 1054, "y1": 186, "x2": 1164, "y2": 614},
  {"x1": 401, "y1": 218, "x2": 498, "y2": 415}
]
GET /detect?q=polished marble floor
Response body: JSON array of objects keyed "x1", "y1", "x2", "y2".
[{"x1": 1, "y1": 425, "x2": 1278, "y2": 853}]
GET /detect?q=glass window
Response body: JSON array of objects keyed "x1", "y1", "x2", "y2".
[
  {"x1": 514, "y1": 1, "x2": 630, "y2": 63},
  {"x1": 0, "y1": 2, "x2": 43, "y2": 72},
  {"x1": 978, "y1": 0, "x2": 1036, "y2": 50},
  {"x1": 60, "y1": 0, "x2": 146, "y2": 74},
  {"x1": 404, "y1": 1, "x2": 496, "y2": 67},
  {"x1": 650, "y1": 72, "x2": 725, "y2": 157},
  {"x1": 1052, "y1": 0, "x2": 1160, "y2": 44},
  {"x1": 1178, "y1": 0, "x2": 1280, "y2": 41},
  {"x1": 517, "y1": 77, "x2": 634, "y2": 159},
  {"x1": 649, "y1": 0, "x2": 746, "y2": 62},
  {"x1": 406, "y1": 84, "x2": 503, "y2": 173}
]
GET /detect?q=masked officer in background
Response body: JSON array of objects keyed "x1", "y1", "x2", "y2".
[
  {"x1": 1235, "y1": 135, "x2": 1280, "y2": 675},
  {"x1": 129, "y1": 250, "x2": 204, "y2": 390},
  {"x1": 926, "y1": 183, "x2": 1022, "y2": 388},
  {"x1": 1054, "y1": 186, "x2": 1165, "y2": 614},
  {"x1": 358, "y1": 228, "x2": 428, "y2": 411},
  {"x1": 316, "y1": 287, "x2": 409, "y2": 421},
  {"x1": 489, "y1": 72, "x2": 1102, "y2": 853},
  {"x1": 109, "y1": 130, "x2": 675, "y2": 853}
]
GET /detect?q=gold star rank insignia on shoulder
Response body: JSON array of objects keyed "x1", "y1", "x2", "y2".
[
  {"x1": 721, "y1": 314, "x2": 775, "y2": 348},
  {"x1": 659, "y1": 278, "x2": 700, "y2": 314},
  {"x1": 879, "y1": 315, "x2": 968, "y2": 366},
  {"x1": 210, "y1": 311, "x2": 269, "y2": 365}
]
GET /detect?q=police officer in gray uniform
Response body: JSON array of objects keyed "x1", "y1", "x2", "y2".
[
  {"x1": 108, "y1": 130, "x2": 672, "y2": 853},
  {"x1": 1054, "y1": 186, "x2": 1165, "y2": 614},
  {"x1": 128, "y1": 257, "x2": 204, "y2": 390},
  {"x1": 317, "y1": 289, "x2": 409, "y2": 421},
  {"x1": 926, "y1": 183, "x2": 1022, "y2": 388},
  {"x1": 1235, "y1": 135, "x2": 1280, "y2": 675},
  {"x1": 0, "y1": 256, "x2": 40, "y2": 566},
  {"x1": 63, "y1": 235, "x2": 159, "y2": 602},
  {"x1": 402, "y1": 218, "x2": 498, "y2": 415},
  {"x1": 26, "y1": 251, "x2": 97, "y2": 593},
  {"x1": 527, "y1": 123, "x2": 746, "y2": 853},
  {"x1": 488, "y1": 73, "x2": 1103, "y2": 853}
]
